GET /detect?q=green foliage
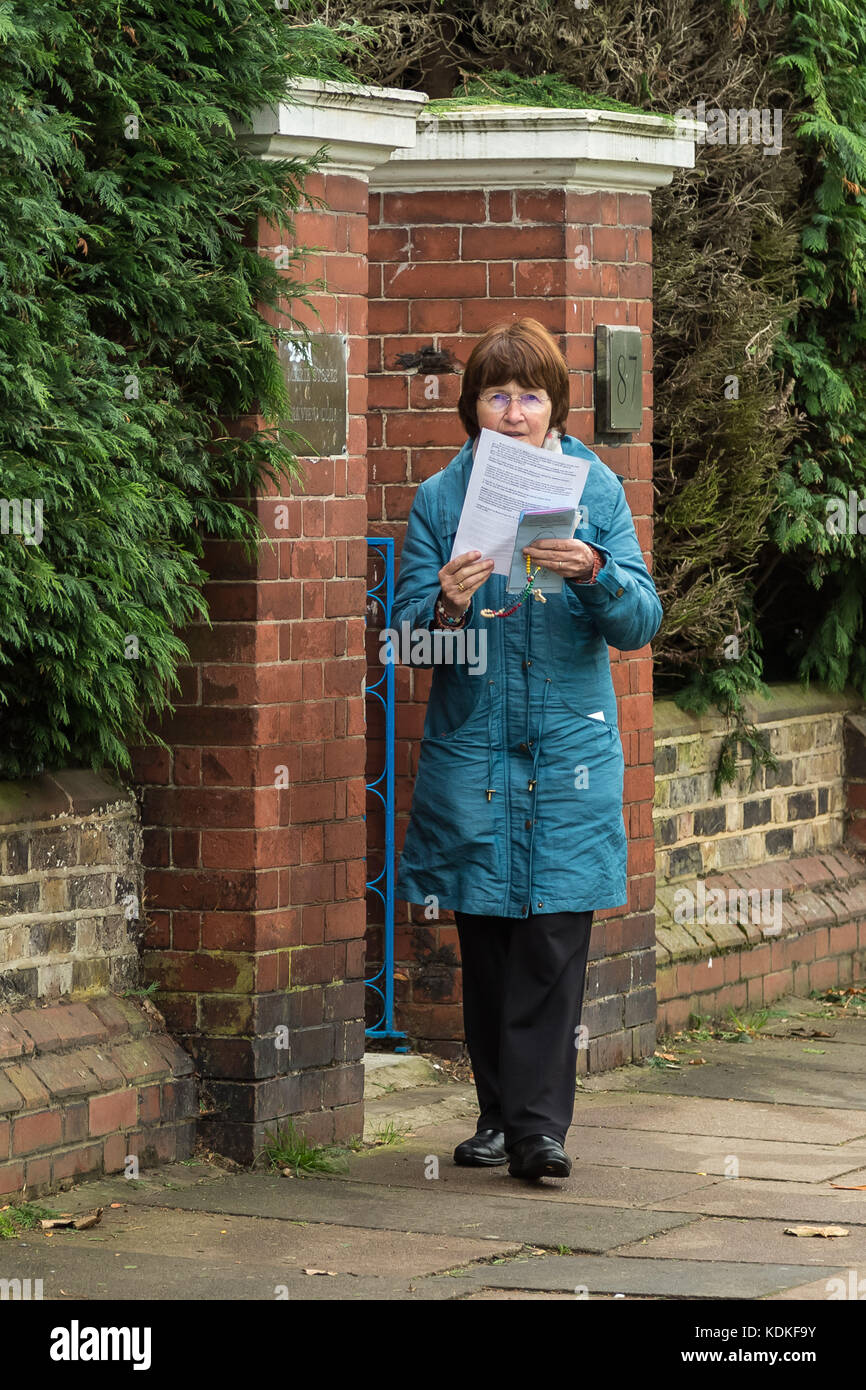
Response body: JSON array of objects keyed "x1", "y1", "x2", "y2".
[
  {"x1": 0, "y1": 0, "x2": 363, "y2": 776},
  {"x1": 764, "y1": 0, "x2": 866, "y2": 695},
  {"x1": 427, "y1": 71, "x2": 674, "y2": 118},
  {"x1": 674, "y1": 643, "x2": 780, "y2": 795},
  {"x1": 0, "y1": 1200, "x2": 61, "y2": 1238},
  {"x1": 259, "y1": 1118, "x2": 350, "y2": 1173}
]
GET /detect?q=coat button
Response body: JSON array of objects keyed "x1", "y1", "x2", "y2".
[
  {"x1": 525, "y1": 819, "x2": 533, "y2": 830},
  {"x1": 518, "y1": 741, "x2": 528, "y2": 752},
  {"x1": 616, "y1": 586, "x2": 624, "y2": 597},
  {"x1": 537, "y1": 901, "x2": 544, "y2": 908}
]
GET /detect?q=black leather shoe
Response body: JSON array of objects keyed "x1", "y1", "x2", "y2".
[
  {"x1": 507, "y1": 1134, "x2": 572, "y2": 1179},
  {"x1": 453, "y1": 1129, "x2": 508, "y2": 1166}
]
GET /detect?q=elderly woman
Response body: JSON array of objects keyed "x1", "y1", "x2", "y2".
[{"x1": 390, "y1": 318, "x2": 662, "y2": 1181}]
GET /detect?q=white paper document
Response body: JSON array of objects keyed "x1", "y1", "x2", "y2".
[{"x1": 450, "y1": 428, "x2": 591, "y2": 586}]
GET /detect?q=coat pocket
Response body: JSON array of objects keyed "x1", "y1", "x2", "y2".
[
  {"x1": 422, "y1": 668, "x2": 489, "y2": 739},
  {"x1": 403, "y1": 722, "x2": 506, "y2": 886},
  {"x1": 533, "y1": 708, "x2": 624, "y2": 861}
]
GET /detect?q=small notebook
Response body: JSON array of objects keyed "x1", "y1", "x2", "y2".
[{"x1": 507, "y1": 506, "x2": 577, "y2": 594}]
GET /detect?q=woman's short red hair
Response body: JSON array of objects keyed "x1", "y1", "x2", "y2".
[{"x1": 458, "y1": 317, "x2": 570, "y2": 440}]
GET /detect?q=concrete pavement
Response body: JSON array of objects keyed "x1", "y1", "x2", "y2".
[{"x1": 3, "y1": 992, "x2": 865, "y2": 1300}]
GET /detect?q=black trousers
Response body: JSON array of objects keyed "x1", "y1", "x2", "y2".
[{"x1": 453, "y1": 909, "x2": 594, "y2": 1149}]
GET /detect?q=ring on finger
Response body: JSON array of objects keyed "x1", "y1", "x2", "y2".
[{"x1": 457, "y1": 581, "x2": 465, "y2": 591}]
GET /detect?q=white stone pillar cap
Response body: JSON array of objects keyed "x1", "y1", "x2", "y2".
[
  {"x1": 370, "y1": 104, "x2": 704, "y2": 192},
  {"x1": 237, "y1": 78, "x2": 429, "y2": 179}
]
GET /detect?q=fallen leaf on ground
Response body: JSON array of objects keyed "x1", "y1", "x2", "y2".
[
  {"x1": 138, "y1": 997, "x2": 167, "y2": 1028},
  {"x1": 303, "y1": 1268, "x2": 337, "y2": 1276},
  {"x1": 109, "y1": 1203, "x2": 124, "y2": 1209},
  {"x1": 73, "y1": 1209, "x2": 103, "y2": 1231},
  {"x1": 655, "y1": 1051, "x2": 678, "y2": 1061},
  {"x1": 829, "y1": 1183, "x2": 866, "y2": 1190},
  {"x1": 41, "y1": 1208, "x2": 103, "y2": 1232},
  {"x1": 784, "y1": 1225, "x2": 849, "y2": 1238},
  {"x1": 688, "y1": 1057, "x2": 707, "y2": 1065}
]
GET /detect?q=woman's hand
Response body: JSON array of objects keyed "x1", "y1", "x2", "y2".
[
  {"x1": 438, "y1": 550, "x2": 495, "y2": 616},
  {"x1": 522, "y1": 537, "x2": 597, "y2": 581}
]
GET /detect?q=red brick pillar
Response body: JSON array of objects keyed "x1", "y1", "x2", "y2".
[
  {"x1": 130, "y1": 82, "x2": 425, "y2": 1161},
  {"x1": 366, "y1": 107, "x2": 695, "y2": 1067}
]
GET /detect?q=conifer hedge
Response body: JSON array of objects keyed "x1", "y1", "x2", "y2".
[{"x1": 0, "y1": 0, "x2": 361, "y2": 777}]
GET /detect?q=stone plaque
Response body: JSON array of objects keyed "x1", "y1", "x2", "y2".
[
  {"x1": 595, "y1": 325, "x2": 643, "y2": 433},
  {"x1": 279, "y1": 332, "x2": 347, "y2": 457}
]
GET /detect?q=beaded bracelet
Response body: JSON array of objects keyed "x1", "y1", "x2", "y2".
[
  {"x1": 435, "y1": 598, "x2": 468, "y2": 627},
  {"x1": 572, "y1": 546, "x2": 605, "y2": 586}
]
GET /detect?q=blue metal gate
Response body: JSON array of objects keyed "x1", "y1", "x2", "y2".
[{"x1": 364, "y1": 537, "x2": 408, "y2": 1050}]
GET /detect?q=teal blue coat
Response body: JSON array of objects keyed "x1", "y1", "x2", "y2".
[{"x1": 391, "y1": 434, "x2": 663, "y2": 918}]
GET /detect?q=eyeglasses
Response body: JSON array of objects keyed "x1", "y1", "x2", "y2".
[{"x1": 478, "y1": 390, "x2": 550, "y2": 413}]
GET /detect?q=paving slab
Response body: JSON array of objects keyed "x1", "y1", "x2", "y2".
[
  {"x1": 611, "y1": 1215, "x2": 866, "y2": 1267},
  {"x1": 366, "y1": 1082, "x2": 866, "y2": 1146},
  {"x1": 362, "y1": 1053, "x2": 442, "y2": 1100},
  {"x1": 410, "y1": 1254, "x2": 851, "y2": 1300},
  {"x1": 695, "y1": 1036, "x2": 866, "y2": 1074},
  {"x1": 364, "y1": 1087, "x2": 478, "y2": 1139},
  {"x1": 48, "y1": 1168, "x2": 700, "y2": 1252},
  {"x1": 646, "y1": 1177, "x2": 866, "y2": 1224},
  {"x1": 0, "y1": 1241, "x2": 464, "y2": 1301},
  {"x1": 366, "y1": 1116, "x2": 866, "y2": 1183},
  {"x1": 3, "y1": 1203, "x2": 518, "y2": 1280},
  {"x1": 461, "y1": 1289, "x2": 615, "y2": 1299},
  {"x1": 557, "y1": 1126, "x2": 866, "y2": 1182},
  {"x1": 587, "y1": 1043, "x2": 866, "y2": 1109},
  {"x1": 762, "y1": 1270, "x2": 866, "y2": 1300},
  {"x1": 570, "y1": 1092, "x2": 866, "y2": 1145},
  {"x1": 758, "y1": 1019, "x2": 866, "y2": 1046},
  {"x1": 326, "y1": 1133, "x2": 721, "y2": 1208}
]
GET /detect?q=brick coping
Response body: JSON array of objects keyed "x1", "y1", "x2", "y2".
[
  {"x1": 654, "y1": 683, "x2": 863, "y2": 736},
  {"x1": 0, "y1": 769, "x2": 133, "y2": 827},
  {"x1": 0, "y1": 994, "x2": 197, "y2": 1197},
  {"x1": 655, "y1": 847, "x2": 866, "y2": 965}
]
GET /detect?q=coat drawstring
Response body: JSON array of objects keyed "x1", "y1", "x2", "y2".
[
  {"x1": 524, "y1": 586, "x2": 533, "y2": 746},
  {"x1": 525, "y1": 675, "x2": 551, "y2": 905},
  {"x1": 485, "y1": 678, "x2": 496, "y2": 801}
]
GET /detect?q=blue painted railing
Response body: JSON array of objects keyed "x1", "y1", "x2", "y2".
[{"x1": 364, "y1": 537, "x2": 407, "y2": 1050}]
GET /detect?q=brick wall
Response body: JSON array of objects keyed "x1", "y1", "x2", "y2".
[
  {"x1": 365, "y1": 186, "x2": 658, "y2": 1069},
  {"x1": 130, "y1": 171, "x2": 371, "y2": 1162},
  {"x1": 654, "y1": 686, "x2": 863, "y2": 878},
  {"x1": 653, "y1": 687, "x2": 866, "y2": 1034},
  {"x1": 0, "y1": 772, "x2": 142, "y2": 1008},
  {"x1": 0, "y1": 771, "x2": 199, "y2": 1198}
]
